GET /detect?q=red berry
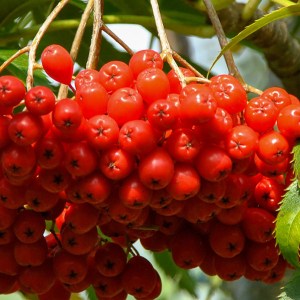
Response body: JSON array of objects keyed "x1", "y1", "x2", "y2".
[
  {"x1": 25, "y1": 86, "x2": 56, "y2": 115},
  {"x1": 209, "y1": 74, "x2": 247, "y2": 114},
  {"x1": 129, "y1": 49, "x2": 163, "y2": 78},
  {"x1": 41, "y1": 44, "x2": 74, "y2": 85},
  {"x1": 0, "y1": 75, "x2": 26, "y2": 107}
]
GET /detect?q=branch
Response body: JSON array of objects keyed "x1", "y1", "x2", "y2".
[
  {"x1": 0, "y1": 16, "x2": 215, "y2": 47},
  {"x1": 102, "y1": 24, "x2": 134, "y2": 55},
  {"x1": 0, "y1": 46, "x2": 30, "y2": 73},
  {"x1": 150, "y1": 0, "x2": 186, "y2": 88},
  {"x1": 86, "y1": 0, "x2": 103, "y2": 69},
  {"x1": 26, "y1": 0, "x2": 70, "y2": 90},
  {"x1": 216, "y1": 2, "x2": 300, "y2": 97},
  {"x1": 202, "y1": 0, "x2": 244, "y2": 84},
  {"x1": 58, "y1": 0, "x2": 94, "y2": 99}
]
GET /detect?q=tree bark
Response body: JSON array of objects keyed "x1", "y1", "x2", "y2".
[{"x1": 215, "y1": 3, "x2": 300, "y2": 97}]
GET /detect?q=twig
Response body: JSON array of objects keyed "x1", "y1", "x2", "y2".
[
  {"x1": 0, "y1": 46, "x2": 30, "y2": 74},
  {"x1": 172, "y1": 51, "x2": 205, "y2": 78},
  {"x1": 102, "y1": 24, "x2": 134, "y2": 55},
  {"x1": 86, "y1": 0, "x2": 103, "y2": 69},
  {"x1": 244, "y1": 83, "x2": 263, "y2": 95},
  {"x1": 70, "y1": 0, "x2": 94, "y2": 62},
  {"x1": 202, "y1": 0, "x2": 245, "y2": 84},
  {"x1": 26, "y1": 0, "x2": 70, "y2": 90},
  {"x1": 58, "y1": 0, "x2": 94, "y2": 99},
  {"x1": 150, "y1": 0, "x2": 186, "y2": 88},
  {"x1": 185, "y1": 76, "x2": 211, "y2": 84},
  {"x1": 185, "y1": 76, "x2": 262, "y2": 95}
]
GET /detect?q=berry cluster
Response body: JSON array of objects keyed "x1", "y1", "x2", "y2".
[{"x1": 0, "y1": 44, "x2": 298, "y2": 299}]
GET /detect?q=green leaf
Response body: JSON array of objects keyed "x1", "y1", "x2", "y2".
[
  {"x1": 86, "y1": 286, "x2": 98, "y2": 300},
  {"x1": 0, "y1": 0, "x2": 30, "y2": 25},
  {"x1": 153, "y1": 251, "x2": 197, "y2": 297},
  {"x1": 0, "y1": 0, "x2": 52, "y2": 28},
  {"x1": 209, "y1": 4, "x2": 300, "y2": 74},
  {"x1": 275, "y1": 180, "x2": 300, "y2": 268},
  {"x1": 0, "y1": 49, "x2": 57, "y2": 91},
  {"x1": 292, "y1": 142, "x2": 300, "y2": 181},
  {"x1": 278, "y1": 269, "x2": 300, "y2": 300},
  {"x1": 273, "y1": 0, "x2": 296, "y2": 7}
]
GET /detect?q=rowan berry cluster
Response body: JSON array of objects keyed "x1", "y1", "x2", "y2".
[{"x1": 0, "y1": 44, "x2": 298, "y2": 299}]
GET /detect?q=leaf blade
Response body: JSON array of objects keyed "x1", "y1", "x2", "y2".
[
  {"x1": 278, "y1": 269, "x2": 300, "y2": 300},
  {"x1": 275, "y1": 180, "x2": 300, "y2": 268},
  {"x1": 209, "y1": 4, "x2": 300, "y2": 74},
  {"x1": 153, "y1": 251, "x2": 198, "y2": 297}
]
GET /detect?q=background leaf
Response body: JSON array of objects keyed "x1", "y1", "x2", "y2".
[
  {"x1": 86, "y1": 286, "x2": 98, "y2": 300},
  {"x1": 153, "y1": 251, "x2": 198, "y2": 297},
  {"x1": 275, "y1": 180, "x2": 300, "y2": 268},
  {"x1": 0, "y1": 49, "x2": 56, "y2": 89},
  {"x1": 291, "y1": 142, "x2": 300, "y2": 181},
  {"x1": 209, "y1": 4, "x2": 300, "y2": 73},
  {"x1": 278, "y1": 270, "x2": 300, "y2": 300}
]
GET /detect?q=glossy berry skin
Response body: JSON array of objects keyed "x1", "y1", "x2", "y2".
[
  {"x1": 254, "y1": 176, "x2": 284, "y2": 212},
  {"x1": 41, "y1": 44, "x2": 74, "y2": 85},
  {"x1": 52, "y1": 98, "x2": 83, "y2": 132},
  {"x1": 256, "y1": 130, "x2": 290, "y2": 165},
  {"x1": 195, "y1": 145, "x2": 232, "y2": 182},
  {"x1": 225, "y1": 125, "x2": 259, "y2": 160},
  {"x1": 78, "y1": 171, "x2": 112, "y2": 205},
  {"x1": 121, "y1": 255, "x2": 158, "y2": 298},
  {"x1": 138, "y1": 147, "x2": 175, "y2": 190},
  {"x1": 98, "y1": 146, "x2": 135, "y2": 180},
  {"x1": 166, "y1": 163, "x2": 201, "y2": 201},
  {"x1": 8, "y1": 111, "x2": 44, "y2": 146},
  {"x1": 52, "y1": 250, "x2": 88, "y2": 285},
  {"x1": 166, "y1": 127, "x2": 202, "y2": 163},
  {"x1": 261, "y1": 86, "x2": 292, "y2": 111},
  {"x1": 18, "y1": 258, "x2": 56, "y2": 294},
  {"x1": 13, "y1": 237, "x2": 48, "y2": 267},
  {"x1": 167, "y1": 67, "x2": 195, "y2": 94},
  {"x1": 60, "y1": 226, "x2": 98, "y2": 255},
  {"x1": 64, "y1": 141, "x2": 98, "y2": 177},
  {"x1": 129, "y1": 49, "x2": 164, "y2": 78},
  {"x1": 75, "y1": 82, "x2": 109, "y2": 119},
  {"x1": 64, "y1": 203, "x2": 99, "y2": 234},
  {"x1": 25, "y1": 86, "x2": 56, "y2": 115},
  {"x1": 242, "y1": 207, "x2": 276, "y2": 243},
  {"x1": 244, "y1": 97, "x2": 278, "y2": 133},
  {"x1": 209, "y1": 222, "x2": 245, "y2": 258},
  {"x1": 169, "y1": 227, "x2": 207, "y2": 269},
  {"x1": 74, "y1": 69, "x2": 102, "y2": 90},
  {"x1": 94, "y1": 242, "x2": 127, "y2": 277},
  {"x1": 0, "y1": 116, "x2": 10, "y2": 149},
  {"x1": 209, "y1": 74, "x2": 247, "y2": 114},
  {"x1": 277, "y1": 104, "x2": 300, "y2": 139},
  {"x1": 25, "y1": 180, "x2": 59, "y2": 212},
  {"x1": 179, "y1": 84, "x2": 217, "y2": 124},
  {"x1": 146, "y1": 98, "x2": 179, "y2": 131},
  {"x1": 246, "y1": 240, "x2": 279, "y2": 272},
  {"x1": 2, "y1": 143, "x2": 36, "y2": 178},
  {"x1": 86, "y1": 114, "x2": 119, "y2": 150},
  {"x1": 118, "y1": 119, "x2": 157, "y2": 156},
  {"x1": 0, "y1": 75, "x2": 26, "y2": 107},
  {"x1": 34, "y1": 136, "x2": 65, "y2": 169},
  {"x1": 119, "y1": 172, "x2": 153, "y2": 209},
  {"x1": 99, "y1": 60, "x2": 134, "y2": 94},
  {"x1": 136, "y1": 67, "x2": 170, "y2": 105},
  {"x1": 13, "y1": 209, "x2": 46, "y2": 244},
  {"x1": 200, "y1": 107, "x2": 233, "y2": 140},
  {"x1": 214, "y1": 253, "x2": 246, "y2": 281},
  {"x1": 107, "y1": 87, "x2": 144, "y2": 127}
]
